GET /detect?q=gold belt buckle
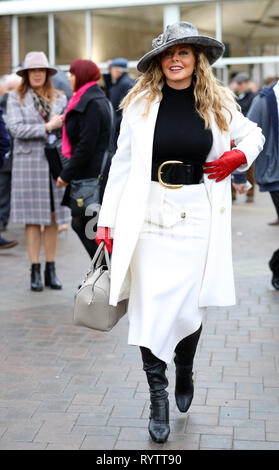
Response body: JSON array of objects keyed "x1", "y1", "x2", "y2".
[{"x1": 158, "y1": 160, "x2": 183, "y2": 189}]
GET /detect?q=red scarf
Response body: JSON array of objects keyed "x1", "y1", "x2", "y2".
[{"x1": 62, "y1": 81, "x2": 98, "y2": 159}]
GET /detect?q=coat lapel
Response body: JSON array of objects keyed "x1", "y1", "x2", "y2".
[{"x1": 142, "y1": 97, "x2": 160, "y2": 174}]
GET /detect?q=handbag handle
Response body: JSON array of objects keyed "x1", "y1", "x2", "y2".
[{"x1": 91, "y1": 240, "x2": 111, "y2": 272}]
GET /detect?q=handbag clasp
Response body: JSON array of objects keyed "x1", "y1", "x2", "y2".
[{"x1": 77, "y1": 198, "x2": 84, "y2": 207}]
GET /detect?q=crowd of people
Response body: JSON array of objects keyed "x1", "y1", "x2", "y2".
[
  {"x1": 0, "y1": 20, "x2": 278, "y2": 444},
  {"x1": 0, "y1": 52, "x2": 134, "y2": 289}
]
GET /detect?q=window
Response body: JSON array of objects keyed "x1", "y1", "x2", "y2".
[
  {"x1": 91, "y1": 6, "x2": 163, "y2": 65},
  {"x1": 19, "y1": 15, "x2": 48, "y2": 64},
  {"x1": 180, "y1": 2, "x2": 216, "y2": 38},
  {"x1": 54, "y1": 12, "x2": 86, "y2": 66}
]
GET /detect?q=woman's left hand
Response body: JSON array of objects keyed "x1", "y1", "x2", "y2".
[
  {"x1": 56, "y1": 176, "x2": 69, "y2": 187},
  {"x1": 203, "y1": 150, "x2": 247, "y2": 182},
  {"x1": 232, "y1": 182, "x2": 247, "y2": 194}
]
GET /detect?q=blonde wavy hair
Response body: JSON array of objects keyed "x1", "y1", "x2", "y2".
[{"x1": 120, "y1": 46, "x2": 238, "y2": 133}]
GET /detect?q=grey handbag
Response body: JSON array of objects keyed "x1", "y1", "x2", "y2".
[{"x1": 73, "y1": 241, "x2": 128, "y2": 331}]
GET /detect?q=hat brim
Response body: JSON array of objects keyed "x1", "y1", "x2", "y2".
[
  {"x1": 137, "y1": 36, "x2": 225, "y2": 73},
  {"x1": 16, "y1": 66, "x2": 57, "y2": 77}
]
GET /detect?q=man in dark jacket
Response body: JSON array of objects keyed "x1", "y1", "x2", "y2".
[
  {"x1": 234, "y1": 72, "x2": 256, "y2": 117},
  {"x1": 233, "y1": 72, "x2": 256, "y2": 202},
  {"x1": 248, "y1": 80, "x2": 279, "y2": 220},
  {"x1": 103, "y1": 58, "x2": 134, "y2": 149},
  {"x1": 247, "y1": 79, "x2": 279, "y2": 289},
  {"x1": 0, "y1": 107, "x2": 18, "y2": 249}
]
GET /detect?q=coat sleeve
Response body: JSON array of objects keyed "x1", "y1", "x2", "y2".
[
  {"x1": 229, "y1": 106, "x2": 265, "y2": 172},
  {"x1": 6, "y1": 92, "x2": 47, "y2": 140},
  {"x1": 0, "y1": 109, "x2": 11, "y2": 166},
  {"x1": 246, "y1": 94, "x2": 265, "y2": 130},
  {"x1": 97, "y1": 107, "x2": 132, "y2": 229}
]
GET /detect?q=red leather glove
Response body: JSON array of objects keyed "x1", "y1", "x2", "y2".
[
  {"x1": 95, "y1": 226, "x2": 113, "y2": 254},
  {"x1": 203, "y1": 150, "x2": 247, "y2": 182}
]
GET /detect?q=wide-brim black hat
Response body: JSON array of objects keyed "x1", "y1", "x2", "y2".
[{"x1": 137, "y1": 21, "x2": 225, "y2": 73}]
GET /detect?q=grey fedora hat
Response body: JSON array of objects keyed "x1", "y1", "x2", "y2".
[
  {"x1": 16, "y1": 51, "x2": 57, "y2": 77},
  {"x1": 137, "y1": 22, "x2": 225, "y2": 73}
]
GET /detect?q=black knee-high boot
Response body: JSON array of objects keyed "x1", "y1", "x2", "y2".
[
  {"x1": 140, "y1": 346, "x2": 170, "y2": 444},
  {"x1": 174, "y1": 324, "x2": 202, "y2": 413}
]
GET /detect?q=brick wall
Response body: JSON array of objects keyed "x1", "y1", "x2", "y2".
[{"x1": 0, "y1": 16, "x2": 12, "y2": 76}]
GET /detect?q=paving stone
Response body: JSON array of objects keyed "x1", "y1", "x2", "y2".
[
  {"x1": 111, "y1": 405, "x2": 144, "y2": 419},
  {"x1": 186, "y1": 424, "x2": 233, "y2": 436},
  {"x1": 187, "y1": 413, "x2": 219, "y2": 426},
  {"x1": 200, "y1": 434, "x2": 233, "y2": 449},
  {"x1": 0, "y1": 441, "x2": 47, "y2": 450},
  {"x1": 114, "y1": 440, "x2": 167, "y2": 450},
  {"x1": 234, "y1": 440, "x2": 279, "y2": 450},
  {"x1": 72, "y1": 425, "x2": 120, "y2": 437},
  {"x1": 220, "y1": 406, "x2": 249, "y2": 425},
  {"x1": 161, "y1": 433, "x2": 200, "y2": 450},
  {"x1": 80, "y1": 435, "x2": 117, "y2": 450},
  {"x1": 250, "y1": 398, "x2": 279, "y2": 413},
  {"x1": 233, "y1": 420, "x2": 265, "y2": 441}
]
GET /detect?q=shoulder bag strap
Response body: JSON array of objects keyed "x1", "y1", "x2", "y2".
[{"x1": 99, "y1": 100, "x2": 115, "y2": 178}]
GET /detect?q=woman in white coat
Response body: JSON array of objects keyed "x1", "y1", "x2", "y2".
[{"x1": 96, "y1": 22, "x2": 265, "y2": 443}]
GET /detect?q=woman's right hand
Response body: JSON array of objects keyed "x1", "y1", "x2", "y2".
[
  {"x1": 95, "y1": 226, "x2": 113, "y2": 254},
  {"x1": 46, "y1": 114, "x2": 64, "y2": 132}
]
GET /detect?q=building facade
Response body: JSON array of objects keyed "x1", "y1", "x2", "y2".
[{"x1": 0, "y1": 0, "x2": 279, "y2": 84}]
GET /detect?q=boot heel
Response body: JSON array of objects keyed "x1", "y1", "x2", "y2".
[
  {"x1": 149, "y1": 398, "x2": 170, "y2": 443},
  {"x1": 44, "y1": 262, "x2": 62, "y2": 289},
  {"x1": 175, "y1": 366, "x2": 194, "y2": 413}
]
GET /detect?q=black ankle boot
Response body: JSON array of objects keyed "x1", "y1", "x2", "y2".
[
  {"x1": 31, "y1": 263, "x2": 43, "y2": 292},
  {"x1": 44, "y1": 261, "x2": 62, "y2": 289},
  {"x1": 140, "y1": 347, "x2": 170, "y2": 444},
  {"x1": 174, "y1": 325, "x2": 202, "y2": 413}
]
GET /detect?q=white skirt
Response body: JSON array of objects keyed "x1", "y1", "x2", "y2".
[{"x1": 127, "y1": 181, "x2": 211, "y2": 363}]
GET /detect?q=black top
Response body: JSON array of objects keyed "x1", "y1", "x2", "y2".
[{"x1": 152, "y1": 82, "x2": 213, "y2": 181}]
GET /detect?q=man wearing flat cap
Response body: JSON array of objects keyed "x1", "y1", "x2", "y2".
[
  {"x1": 234, "y1": 72, "x2": 256, "y2": 117},
  {"x1": 103, "y1": 58, "x2": 134, "y2": 148}
]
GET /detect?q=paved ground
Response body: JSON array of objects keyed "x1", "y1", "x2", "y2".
[{"x1": 0, "y1": 188, "x2": 279, "y2": 451}]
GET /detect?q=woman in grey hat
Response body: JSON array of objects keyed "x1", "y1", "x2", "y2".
[
  {"x1": 6, "y1": 51, "x2": 70, "y2": 291},
  {"x1": 95, "y1": 22, "x2": 264, "y2": 443}
]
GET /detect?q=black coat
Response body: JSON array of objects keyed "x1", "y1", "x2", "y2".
[
  {"x1": 104, "y1": 72, "x2": 134, "y2": 144},
  {"x1": 60, "y1": 85, "x2": 113, "y2": 184},
  {"x1": 236, "y1": 90, "x2": 256, "y2": 117},
  {"x1": 0, "y1": 107, "x2": 11, "y2": 169}
]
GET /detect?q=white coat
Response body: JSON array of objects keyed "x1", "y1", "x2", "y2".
[{"x1": 98, "y1": 90, "x2": 265, "y2": 307}]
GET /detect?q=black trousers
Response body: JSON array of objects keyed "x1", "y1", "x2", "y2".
[
  {"x1": 0, "y1": 171, "x2": 11, "y2": 226},
  {"x1": 71, "y1": 215, "x2": 98, "y2": 259},
  {"x1": 270, "y1": 190, "x2": 279, "y2": 218}
]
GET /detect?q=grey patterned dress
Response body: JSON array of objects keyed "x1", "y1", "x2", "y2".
[{"x1": 6, "y1": 89, "x2": 71, "y2": 226}]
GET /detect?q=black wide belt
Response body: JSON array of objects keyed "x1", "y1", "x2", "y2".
[{"x1": 152, "y1": 161, "x2": 204, "y2": 189}]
